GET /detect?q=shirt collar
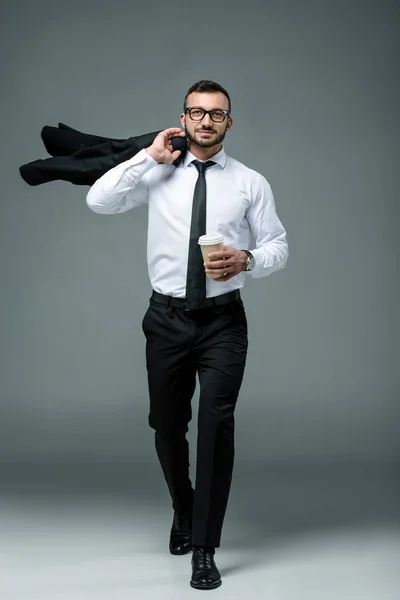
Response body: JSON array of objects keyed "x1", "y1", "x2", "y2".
[{"x1": 181, "y1": 147, "x2": 227, "y2": 170}]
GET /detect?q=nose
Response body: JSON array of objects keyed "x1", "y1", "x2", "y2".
[{"x1": 201, "y1": 113, "x2": 213, "y2": 126}]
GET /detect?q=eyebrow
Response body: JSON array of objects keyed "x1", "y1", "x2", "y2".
[{"x1": 187, "y1": 106, "x2": 229, "y2": 112}]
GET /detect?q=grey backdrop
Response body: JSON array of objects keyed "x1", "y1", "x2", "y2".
[{"x1": 1, "y1": 0, "x2": 399, "y2": 468}]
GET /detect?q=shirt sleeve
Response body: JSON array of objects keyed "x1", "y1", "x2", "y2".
[
  {"x1": 246, "y1": 173, "x2": 289, "y2": 278},
  {"x1": 86, "y1": 149, "x2": 158, "y2": 214}
]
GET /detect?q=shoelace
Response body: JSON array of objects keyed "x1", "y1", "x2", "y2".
[
  {"x1": 194, "y1": 548, "x2": 213, "y2": 568},
  {"x1": 173, "y1": 512, "x2": 191, "y2": 531}
]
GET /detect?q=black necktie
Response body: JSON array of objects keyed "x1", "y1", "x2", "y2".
[{"x1": 185, "y1": 160, "x2": 215, "y2": 309}]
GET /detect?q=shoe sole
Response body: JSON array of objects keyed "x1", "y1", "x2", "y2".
[
  {"x1": 190, "y1": 579, "x2": 222, "y2": 590},
  {"x1": 169, "y1": 545, "x2": 192, "y2": 555}
]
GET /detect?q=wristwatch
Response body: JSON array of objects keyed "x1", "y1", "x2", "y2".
[{"x1": 241, "y1": 250, "x2": 255, "y2": 271}]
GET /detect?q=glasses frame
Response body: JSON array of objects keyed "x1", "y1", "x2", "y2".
[{"x1": 185, "y1": 107, "x2": 230, "y2": 123}]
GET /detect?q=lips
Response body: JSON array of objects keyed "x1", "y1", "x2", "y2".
[{"x1": 198, "y1": 130, "x2": 214, "y2": 135}]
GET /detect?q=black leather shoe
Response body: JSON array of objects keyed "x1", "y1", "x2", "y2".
[
  {"x1": 169, "y1": 510, "x2": 192, "y2": 555},
  {"x1": 190, "y1": 547, "x2": 222, "y2": 590}
]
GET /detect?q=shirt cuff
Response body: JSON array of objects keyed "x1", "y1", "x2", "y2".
[
  {"x1": 248, "y1": 248, "x2": 268, "y2": 277},
  {"x1": 126, "y1": 147, "x2": 158, "y2": 168}
]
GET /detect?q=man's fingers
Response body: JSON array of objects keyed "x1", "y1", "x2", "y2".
[
  {"x1": 170, "y1": 150, "x2": 182, "y2": 161},
  {"x1": 208, "y1": 249, "x2": 233, "y2": 260},
  {"x1": 163, "y1": 128, "x2": 185, "y2": 138},
  {"x1": 205, "y1": 260, "x2": 231, "y2": 269}
]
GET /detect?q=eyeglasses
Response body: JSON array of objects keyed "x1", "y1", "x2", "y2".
[{"x1": 185, "y1": 107, "x2": 230, "y2": 123}]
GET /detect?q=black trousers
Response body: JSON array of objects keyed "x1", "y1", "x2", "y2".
[{"x1": 141, "y1": 294, "x2": 248, "y2": 548}]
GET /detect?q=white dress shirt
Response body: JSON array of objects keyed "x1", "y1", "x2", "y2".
[{"x1": 86, "y1": 146, "x2": 289, "y2": 298}]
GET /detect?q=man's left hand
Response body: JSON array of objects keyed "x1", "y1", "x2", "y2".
[{"x1": 204, "y1": 246, "x2": 248, "y2": 282}]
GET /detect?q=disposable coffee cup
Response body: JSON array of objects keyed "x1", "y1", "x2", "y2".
[{"x1": 198, "y1": 233, "x2": 224, "y2": 279}]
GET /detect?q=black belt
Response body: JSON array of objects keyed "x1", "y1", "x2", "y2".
[{"x1": 151, "y1": 289, "x2": 241, "y2": 311}]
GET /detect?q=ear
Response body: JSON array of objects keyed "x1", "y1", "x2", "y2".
[
  {"x1": 226, "y1": 117, "x2": 233, "y2": 132},
  {"x1": 179, "y1": 113, "x2": 185, "y2": 128}
]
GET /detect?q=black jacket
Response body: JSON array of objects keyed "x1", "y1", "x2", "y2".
[{"x1": 19, "y1": 122, "x2": 188, "y2": 186}]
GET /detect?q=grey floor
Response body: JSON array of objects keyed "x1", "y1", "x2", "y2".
[{"x1": 1, "y1": 462, "x2": 399, "y2": 599}]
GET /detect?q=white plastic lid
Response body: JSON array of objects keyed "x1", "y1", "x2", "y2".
[{"x1": 198, "y1": 232, "x2": 224, "y2": 245}]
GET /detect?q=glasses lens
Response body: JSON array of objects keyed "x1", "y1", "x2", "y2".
[
  {"x1": 189, "y1": 109, "x2": 204, "y2": 121},
  {"x1": 210, "y1": 110, "x2": 226, "y2": 122}
]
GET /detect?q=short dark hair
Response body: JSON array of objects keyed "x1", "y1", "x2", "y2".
[{"x1": 183, "y1": 80, "x2": 231, "y2": 113}]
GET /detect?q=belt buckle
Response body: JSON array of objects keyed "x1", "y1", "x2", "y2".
[
  {"x1": 182, "y1": 300, "x2": 191, "y2": 311},
  {"x1": 182, "y1": 300, "x2": 201, "y2": 312}
]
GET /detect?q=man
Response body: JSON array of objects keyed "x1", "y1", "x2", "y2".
[{"x1": 86, "y1": 80, "x2": 289, "y2": 590}]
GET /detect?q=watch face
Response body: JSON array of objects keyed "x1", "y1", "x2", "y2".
[{"x1": 242, "y1": 250, "x2": 254, "y2": 271}]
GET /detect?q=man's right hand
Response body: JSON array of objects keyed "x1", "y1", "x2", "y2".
[{"x1": 145, "y1": 128, "x2": 186, "y2": 164}]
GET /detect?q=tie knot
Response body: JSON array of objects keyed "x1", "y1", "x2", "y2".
[{"x1": 192, "y1": 160, "x2": 215, "y2": 174}]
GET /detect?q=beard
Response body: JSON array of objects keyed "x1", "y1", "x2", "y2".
[{"x1": 184, "y1": 125, "x2": 227, "y2": 148}]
